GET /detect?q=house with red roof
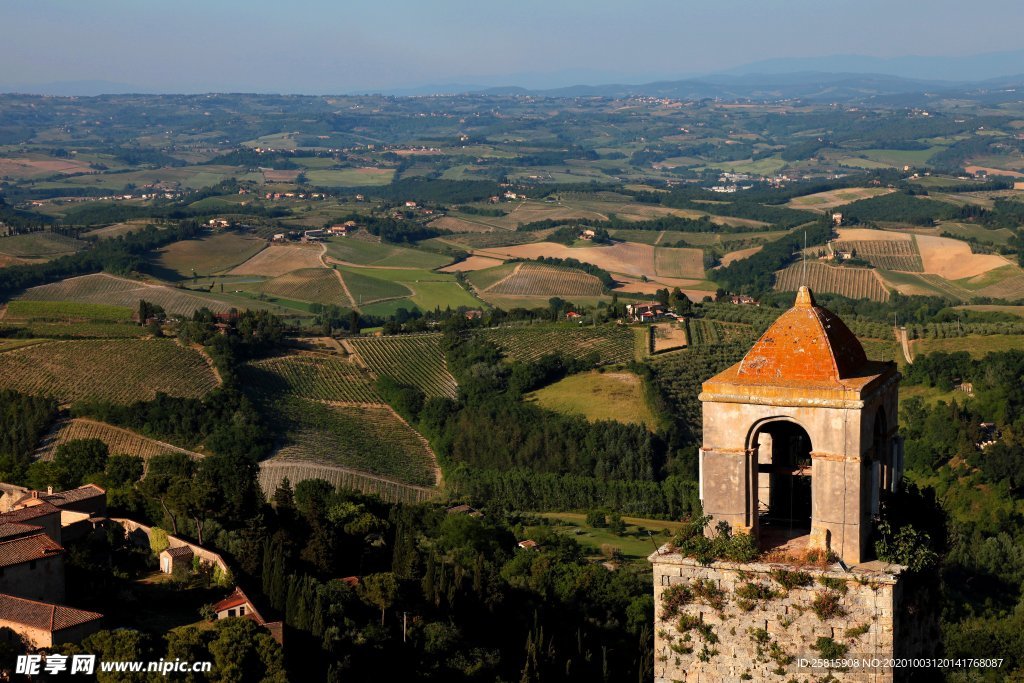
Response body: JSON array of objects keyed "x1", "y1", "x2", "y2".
[
  {"x1": 0, "y1": 593, "x2": 101, "y2": 648},
  {"x1": 212, "y1": 587, "x2": 283, "y2": 644}
]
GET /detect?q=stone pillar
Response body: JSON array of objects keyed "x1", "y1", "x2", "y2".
[{"x1": 701, "y1": 448, "x2": 752, "y2": 532}]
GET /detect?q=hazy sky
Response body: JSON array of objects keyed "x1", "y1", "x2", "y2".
[{"x1": 3, "y1": 0, "x2": 1024, "y2": 93}]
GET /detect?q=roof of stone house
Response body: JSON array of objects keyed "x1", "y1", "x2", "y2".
[
  {"x1": 737, "y1": 286, "x2": 867, "y2": 382},
  {"x1": 14, "y1": 484, "x2": 106, "y2": 510},
  {"x1": 0, "y1": 501, "x2": 61, "y2": 524},
  {"x1": 0, "y1": 533, "x2": 63, "y2": 569},
  {"x1": 0, "y1": 593, "x2": 102, "y2": 632},
  {"x1": 0, "y1": 523, "x2": 47, "y2": 542},
  {"x1": 163, "y1": 546, "x2": 194, "y2": 558}
]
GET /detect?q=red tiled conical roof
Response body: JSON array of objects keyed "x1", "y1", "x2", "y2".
[{"x1": 736, "y1": 286, "x2": 868, "y2": 383}]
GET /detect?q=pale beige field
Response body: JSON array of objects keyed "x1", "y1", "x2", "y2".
[
  {"x1": 229, "y1": 244, "x2": 324, "y2": 276},
  {"x1": 0, "y1": 157, "x2": 95, "y2": 177},
  {"x1": 475, "y1": 241, "x2": 657, "y2": 278},
  {"x1": 438, "y1": 255, "x2": 506, "y2": 272},
  {"x1": 428, "y1": 216, "x2": 500, "y2": 233},
  {"x1": 915, "y1": 234, "x2": 1010, "y2": 279},
  {"x1": 965, "y1": 165, "x2": 1024, "y2": 178},
  {"x1": 836, "y1": 228, "x2": 912, "y2": 242},
  {"x1": 718, "y1": 245, "x2": 762, "y2": 267},
  {"x1": 786, "y1": 187, "x2": 895, "y2": 211}
]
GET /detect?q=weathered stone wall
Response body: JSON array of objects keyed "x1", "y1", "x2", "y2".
[{"x1": 653, "y1": 550, "x2": 907, "y2": 682}]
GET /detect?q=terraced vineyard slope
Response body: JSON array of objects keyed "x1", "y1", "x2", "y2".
[
  {"x1": 18, "y1": 273, "x2": 233, "y2": 315},
  {"x1": 270, "y1": 399, "x2": 439, "y2": 488},
  {"x1": 831, "y1": 239, "x2": 923, "y2": 271},
  {"x1": 481, "y1": 324, "x2": 635, "y2": 364},
  {"x1": 486, "y1": 263, "x2": 604, "y2": 297},
  {"x1": 349, "y1": 334, "x2": 458, "y2": 398},
  {"x1": 775, "y1": 262, "x2": 889, "y2": 302},
  {"x1": 0, "y1": 339, "x2": 219, "y2": 404},
  {"x1": 242, "y1": 354, "x2": 381, "y2": 404},
  {"x1": 36, "y1": 418, "x2": 201, "y2": 462},
  {"x1": 256, "y1": 268, "x2": 352, "y2": 306}
]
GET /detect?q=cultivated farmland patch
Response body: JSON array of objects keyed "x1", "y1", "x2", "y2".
[
  {"x1": 775, "y1": 262, "x2": 889, "y2": 302},
  {"x1": 348, "y1": 334, "x2": 458, "y2": 398},
  {"x1": 0, "y1": 339, "x2": 219, "y2": 404},
  {"x1": 831, "y1": 239, "x2": 923, "y2": 271},
  {"x1": 18, "y1": 273, "x2": 233, "y2": 315},
  {"x1": 229, "y1": 244, "x2": 324, "y2": 276},
  {"x1": 486, "y1": 263, "x2": 604, "y2": 297}
]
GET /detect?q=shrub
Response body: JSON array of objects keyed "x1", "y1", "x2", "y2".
[
  {"x1": 817, "y1": 576, "x2": 849, "y2": 594},
  {"x1": 661, "y1": 583, "x2": 692, "y2": 620},
  {"x1": 770, "y1": 569, "x2": 813, "y2": 590},
  {"x1": 149, "y1": 527, "x2": 169, "y2": 555},
  {"x1": 811, "y1": 591, "x2": 847, "y2": 620},
  {"x1": 734, "y1": 582, "x2": 781, "y2": 610},
  {"x1": 812, "y1": 636, "x2": 849, "y2": 660}
]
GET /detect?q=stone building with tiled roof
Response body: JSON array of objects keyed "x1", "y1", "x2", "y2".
[
  {"x1": 698, "y1": 286, "x2": 902, "y2": 564},
  {"x1": 212, "y1": 586, "x2": 283, "y2": 644},
  {"x1": 13, "y1": 483, "x2": 106, "y2": 517},
  {"x1": 0, "y1": 501, "x2": 62, "y2": 544},
  {"x1": 159, "y1": 545, "x2": 194, "y2": 574},
  {"x1": 652, "y1": 287, "x2": 920, "y2": 683},
  {"x1": 0, "y1": 531, "x2": 65, "y2": 603},
  {"x1": 0, "y1": 593, "x2": 102, "y2": 648}
]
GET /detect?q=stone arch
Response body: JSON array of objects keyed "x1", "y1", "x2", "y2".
[{"x1": 747, "y1": 417, "x2": 813, "y2": 540}]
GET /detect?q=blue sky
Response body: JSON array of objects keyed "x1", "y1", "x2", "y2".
[{"x1": 2, "y1": 0, "x2": 1023, "y2": 93}]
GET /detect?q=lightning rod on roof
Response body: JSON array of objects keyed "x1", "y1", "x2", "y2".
[{"x1": 802, "y1": 230, "x2": 807, "y2": 287}]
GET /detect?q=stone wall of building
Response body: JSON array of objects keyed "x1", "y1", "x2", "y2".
[{"x1": 652, "y1": 550, "x2": 915, "y2": 683}]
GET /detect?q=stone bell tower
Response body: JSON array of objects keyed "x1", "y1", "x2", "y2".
[
  {"x1": 650, "y1": 288, "x2": 922, "y2": 683},
  {"x1": 698, "y1": 286, "x2": 902, "y2": 564}
]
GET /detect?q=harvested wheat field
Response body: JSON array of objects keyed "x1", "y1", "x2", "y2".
[
  {"x1": 486, "y1": 263, "x2": 604, "y2": 297},
  {"x1": 915, "y1": 234, "x2": 1010, "y2": 279},
  {"x1": 475, "y1": 242, "x2": 657, "y2": 278},
  {"x1": 836, "y1": 228, "x2": 912, "y2": 242},
  {"x1": 428, "y1": 216, "x2": 500, "y2": 234},
  {"x1": 654, "y1": 247, "x2": 705, "y2": 279},
  {"x1": 719, "y1": 246, "x2": 762, "y2": 267},
  {"x1": 787, "y1": 187, "x2": 895, "y2": 211},
  {"x1": 438, "y1": 255, "x2": 506, "y2": 272},
  {"x1": 229, "y1": 244, "x2": 324, "y2": 276}
]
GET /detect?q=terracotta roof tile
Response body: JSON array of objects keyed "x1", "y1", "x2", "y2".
[
  {"x1": 0, "y1": 593, "x2": 102, "y2": 632},
  {"x1": 0, "y1": 501, "x2": 61, "y2": 523},
  {"x1": 0, "y1": 523, "x2": 45, "y2": 542},
  {"x1": 164, "y1": 546, "x2": 193, "y2": 558},
  {"x1": 14, "y1": 484, "x2": 106, "y2": 510},
  {"x1": 734, "y1": 287, "x2": 868, "y2": 384},
  {"x1": 0, "y1": 533, "x2": 63, "y2": 569}
]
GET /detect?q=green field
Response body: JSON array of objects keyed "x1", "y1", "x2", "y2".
[
  {"x1": 5, "y1": 300, "x2": 133, "y2": 321},
  {"x1": 538, "y1": 512, "x2": 687, "y2": 562},
  {"x1": 304, "y1": 168, "x2": 395, "y2": 187},
  {"x1": 0, "y1": 232, "x2": 86, "y2": 258},
  {"x1": 341, "y1": 269, "x2": 413, "y2": 305},
  {"x1": 406, "y1": 280, "x2": 481, "y2": 309},
  {"x1": 325, "y1": 239, "x2": 451, "y2": 269},
  {"x1": 151, "y1": 232, "x2": 267, "y2": 279},
  {"x1": 911, "y1": 334, "x2": 1024, "y2": 358},
  {"x1": 526, "y1": 370, "x2": 658, "y2": 430}
]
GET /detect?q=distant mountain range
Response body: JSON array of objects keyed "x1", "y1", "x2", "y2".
[{"x1": 5, "y1": 49, "x2": 1024, "y2": 100}]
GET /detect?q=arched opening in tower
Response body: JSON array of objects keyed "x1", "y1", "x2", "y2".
[{"x1": 754, "y1": 421, "x2": 813, "y2": 540}]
